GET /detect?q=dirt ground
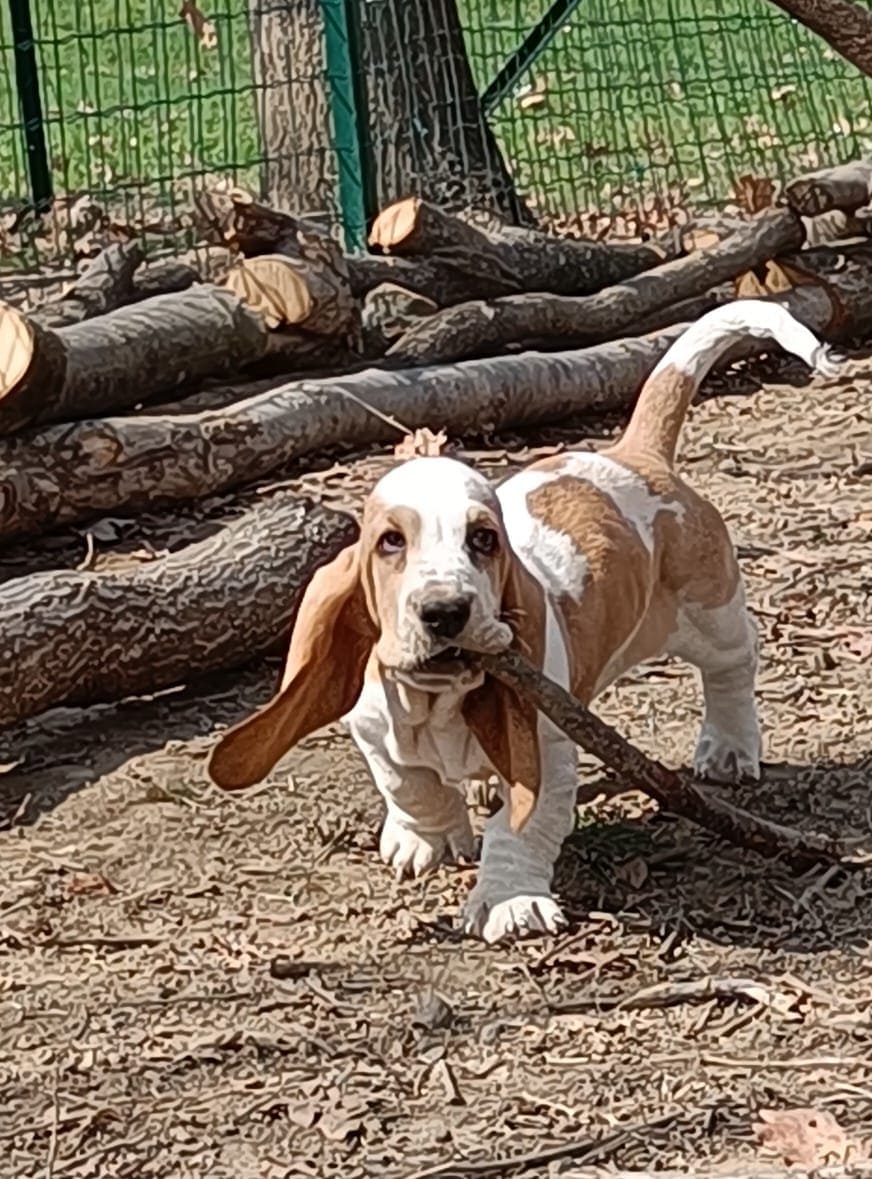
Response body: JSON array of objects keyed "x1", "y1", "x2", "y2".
[{"x1": 1, "y1": 351, "x2": 871, "y2": 1179}]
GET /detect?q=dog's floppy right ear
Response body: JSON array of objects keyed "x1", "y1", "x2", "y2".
[{"x1": 208, "y1": 543, "x2": 377, "y2": 791}]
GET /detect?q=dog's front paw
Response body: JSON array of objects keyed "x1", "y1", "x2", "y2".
[
  {"x1": 462, "y1": 887, "x2": 566, "y2": 944},
  {"x1": 694, "y1": 723, "x2": 761, "y2": 784},
  {"x1": 380, "y1": 812, "x2": 474, "y2": 879}
]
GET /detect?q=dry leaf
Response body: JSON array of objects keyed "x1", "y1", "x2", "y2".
[
  {"x1": 753, "y1": 1107, "x2": 851, "y2": 1167},
  {"x1": 771, "y1": 84, "x2": 796, "y2": 102},
  {"x1": 180, "y1": 0, "x2": 218, "y2": 49},
  {"x1": 67, "y1": 871, "x2": 116, "y2": 897},
  {"x1": 393, "y1": 427, "x2": 447, "y2": 459},
  {"x1": 517, "y1": 79, "x2": 548, "y2": 111},
  {"x1": 733, "y1": 174, "x2": 776, "y2": 214}
]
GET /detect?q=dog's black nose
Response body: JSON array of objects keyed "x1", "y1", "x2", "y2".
[{"x1": 419, "y1": 597, "x2": 471, "y2": 639}]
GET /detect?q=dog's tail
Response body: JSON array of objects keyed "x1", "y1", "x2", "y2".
[{"x1": 615, "y1": 300, "x2": 840, "y2": 466}]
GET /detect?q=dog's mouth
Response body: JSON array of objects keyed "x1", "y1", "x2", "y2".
[
  {"x1": 417, "y1": 646, "x2": 473, "y2": 676},
  {"x1": 385, "y1": 645, "x2": 479, "y2": 689}
]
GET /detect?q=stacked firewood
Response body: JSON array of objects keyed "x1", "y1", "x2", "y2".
[{"x1": 2, "y1": 161, "x2": 872, "y2": 732}]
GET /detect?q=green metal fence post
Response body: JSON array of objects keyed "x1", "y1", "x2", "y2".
[
  {"x1": 8, "y1": 0, "x2": 53, "y2": 212},
  {"x1": 320, "y1": 0, "x2": 373, "y2": 254}
]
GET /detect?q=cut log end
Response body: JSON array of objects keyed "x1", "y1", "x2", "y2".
[
  {"x1": 0, "y1": 303, "x2": 36, "y2": 399},
  {"x1": 369, "y1": 197, "x2": 424, "y2": 251},
  {"x1": 223, "y1": 254, "x2": 312, "y2": 329}
]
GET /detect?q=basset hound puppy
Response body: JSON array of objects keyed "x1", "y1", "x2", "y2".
[{"x1": 208, "y1": 301, "x2": 838, "y2": 943}]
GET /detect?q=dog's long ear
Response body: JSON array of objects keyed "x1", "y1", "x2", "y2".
[
  {"x1": 208, "y1": 543, "x2": 376, "y2": 791},
  {"x1": 463, "y1": 550, "x2": 547, "y2": 832}
]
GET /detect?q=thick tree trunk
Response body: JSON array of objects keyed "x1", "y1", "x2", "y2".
[
  {"x1": 247, "y1": 0, "x2": 525, "y2": 223},
  {"x1": 482, "y1": 651, "x2": 849, "y2": 873},
  {"x1": 0, "y1": 497, "x2": 358, "y2": 728},
  {"x1": 2, "y1": 273, "x2": 860, "y2": 544},
  {"x1": 764, "y1": 0, "x2": 872, "y2": 78},
  {"x1": 0, "y1": 288, "x2": 268, "y2": 435},
  {"x1": 247, "y1": 0, "x2": 336, "y2": 216},
  {"x1": 369, "y1": 198, "x2": 672, "y2": 297},
  {"x1": 361, "y1": 0, "x2": 528, "y2": 221},
  {"x1": 387, "y1": 208, "x2": 807, "y2": 365}
]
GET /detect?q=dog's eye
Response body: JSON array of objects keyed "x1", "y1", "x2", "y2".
[
  {"x1": 468, "y1": 527, "x2": 499, "y2": 556},
  {"x1": 377, "y1": 530, "x2": 405, "y2": 555}
]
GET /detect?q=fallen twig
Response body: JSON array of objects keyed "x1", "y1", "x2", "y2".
[
  {"x1": 400, "y1": 1112, "x2": 679, "y2": 1178},
  {"x1": 548, "y1": 975, "x2": 774, "y2": 1015},
  {"x1": 480, "y1": 650, "x2": 862, "y2": 875}
]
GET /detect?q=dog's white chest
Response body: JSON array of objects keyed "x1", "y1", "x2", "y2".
[{"x1": 348, "y1": 678, "x2": 488, "y2": 785}]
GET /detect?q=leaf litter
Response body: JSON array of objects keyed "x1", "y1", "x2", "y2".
[{"x1": 0, "y1": 353, "x2": 870, "y2": 1177}]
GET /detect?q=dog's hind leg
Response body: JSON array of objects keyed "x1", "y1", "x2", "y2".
[{"x1": 668, "y1": 581, "x2": 762, "y2": 784}]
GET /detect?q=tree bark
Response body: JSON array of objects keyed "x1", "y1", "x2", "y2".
[
  {"x1": 481, "y1": 651, "x2": 851, "y2": 873},
  {"x1": 197, "y1": 187, "x2": 524, "y2": 307},
  {"x1": 199, "y1": 188, "x2": 360, "y2": 341},
  {"x1": 347, "y1": 253, "x2": 521, "y2": 306},
  {"x1": 246, "y1": 0, "x2": 525, "y2": 223},
  {"x1": 0, "y1": 497, "x2": 358, "y2": 728},
  {"x1": 369, "y1": 197, "x2": 672, "y2": 297},
  {"x1": 30, "y1": 243, "x2": 145, "y2": 330},
  {"x1": 387, "y1": 207, "x2": 807, "y2": 365},
  {"x1": 361, "y1": 283, "x2": 438, "y2": 354},
  {"x1": 764, "y1": 0, "x2": 872, "y2": 78},
  {"x1": 247, "y1": 0, "x2": 336, "y2": 216},
  {"x1": 1, "y1": 275, "x2": 858, "y2": 544},
  {"x1": 784, "y1": 159, "x2": 872, "y2": 217},
  {"x1": 0, "y1": 288, "x2": 268, "y2": 435},
  {"x1": 361, "y1": 0, "x2": 528, "y2": 222}
]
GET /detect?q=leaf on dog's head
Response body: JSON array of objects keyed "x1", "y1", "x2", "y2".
[
  {"x1": 394, "y1": 428, "x2": 448, "y2": 459},
  {"x1": 753, "y1": 1107, "x2": 853, "y2": 1167}
]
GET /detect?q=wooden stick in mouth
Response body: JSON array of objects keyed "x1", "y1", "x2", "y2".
[{"x1": 478, "y1": 649, "x2": 864, "y2": 875}]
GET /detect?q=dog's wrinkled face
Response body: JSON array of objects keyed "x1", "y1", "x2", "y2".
[{"x1": 360, "y1": 457, "x2": 513, "y2": 682}]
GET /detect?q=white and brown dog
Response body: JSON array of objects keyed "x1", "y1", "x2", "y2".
[{"x1": 208, "y1": 301, "x2": 837, "y2": 943}]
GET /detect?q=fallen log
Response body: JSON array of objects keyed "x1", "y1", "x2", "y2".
[
  {"x1": 199, "y1": 185, "x2": 359, "y2": 340},
  {"x1": 0, "y1": 325, "x2": 688, "y2": 543},
  {"x1": 387, "y1": 207, "x2": 806, "y2": 365},
  {"x1": 0, "y1": 496, "x2": 357, "y2": 729},
  {"x1": 0, "y1": 287, "x2": 267, "y2": 435},
  {"x1": 764, "y1": 0, "x2": 872, "y2": 79},
  {"x1": 4, "y1": 270, "x2": 863, "y2": 544},
  {"x1": 224, "y1": 251, "x2": 358, "y2": 341},
  {"x1": 480, "y1": 650, "x2": 857, "y2": 873},
  {"x1": 347, "y1": 252, "x2": 521, "y2": 305},
  {"x1": 361, "y1": 282, "x2": 439, "y2": 354},
  {"x1": 30, "y1": 242, "x2": 145, "y2": 329},
  {"x1": 370, "y1": 197, "x2": 672, "y2": 296},
  {"x1": 126, "y1": 256, "x2": 200, "y2": 302},
  {"x1": 784, "y1": 159, "x2": 872, "y2": 218}
]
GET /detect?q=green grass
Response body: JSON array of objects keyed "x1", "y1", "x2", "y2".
[
  {"x1": 463, "y1": 0, "x2": 872, "y2": 218},
  {"x1": 2, "y1": 0, "x2": 872, "y2": 243}
]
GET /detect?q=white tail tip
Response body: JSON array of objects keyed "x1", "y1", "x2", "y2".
[{"x1": 810, "y1": 344, "x2": 844, "y2": 380}]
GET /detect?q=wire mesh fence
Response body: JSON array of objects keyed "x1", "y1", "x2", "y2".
[
  {"x1": 1, "y1": 0, "x2": 871, "y2": 270},
  {"x1": 463, "y1": 0, "x2": 872, "y2": 228}
]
